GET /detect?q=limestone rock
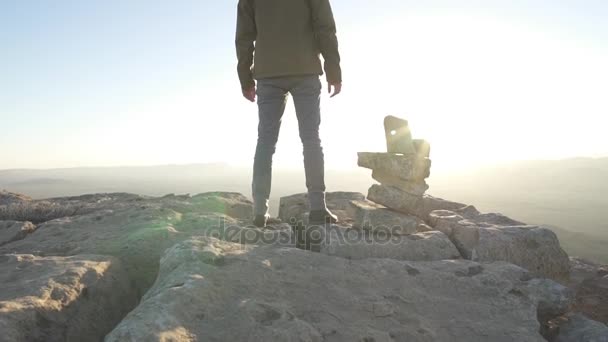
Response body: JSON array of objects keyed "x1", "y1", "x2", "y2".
[
  {"x1": 106, "y1": 237, "x2": 550, "y2": 342},
  {"x1": 321, "y1": 229, "x2": 461, "y2": 261},
  {"x1": 358, "y1": 153, "x2": 431, "y2": 181},
  {"x1": 0, "y1": 193, "x2": 256, "y2": 295},
  {"x1": 428, "y1": 210, "x2": 476, "y2": 236},
  {"x1": 372, "y1": 169, "x2": 429, "y2": 196},
  {"x1": 0, "y1": 221, "x2": 36, "y2": 247},
  {"x1": 554, "y1": 314, "x2": 608, "y2": 342},
  {"x1": 348, "y1": 200, "x2": 424, "y2": 235},
  {"x1": 367, "y1": 184, "x2": 466, "y2": 220},
  {"x1": 384, "y1": 115, "x2": 415, "y2": 154},
  {"x1": 0, "y1": 254, "x2": 135, "y2": 342},
  {"x1": 0, "y1": 190, "x2": 586, "y2": 341},
  {"x1": 429, "y1": 210, "x2": 570, "y2": 282},
  {"x1": 466, "y1": 226, "x2": 569, "y2": 281}
]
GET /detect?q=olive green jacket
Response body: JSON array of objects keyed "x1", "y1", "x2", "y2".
[{"x1": 235, "y1": 0, "x2": 342, "y2": 90}]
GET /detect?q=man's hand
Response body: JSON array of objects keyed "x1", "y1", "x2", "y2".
[
  {"x1": 328, "y1": 82, "x2": 342, "y2": 98},
  {"x1": 242, "y1": 86, "x2": 256, "y2": 102}
]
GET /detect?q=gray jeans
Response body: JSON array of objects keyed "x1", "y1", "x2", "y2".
[{"x1": 253, "y1": 75, "x2": 327, "y2": 216}]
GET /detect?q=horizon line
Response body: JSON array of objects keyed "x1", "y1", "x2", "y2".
[{"x1": 1, "y1": 155, "x2": 607, "y2": 173}]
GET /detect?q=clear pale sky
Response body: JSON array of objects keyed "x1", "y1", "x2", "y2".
[{"x1": 1, "y1": 0, "x2": 607, "y2": 171}]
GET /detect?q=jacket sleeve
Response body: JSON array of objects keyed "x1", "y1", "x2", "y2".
[
  {"x1": 235, "y1": 0, "x2": 256, "y2": 90},
  {"x1": 310, "y1": 0, "x2": 342, "y2": 84}
]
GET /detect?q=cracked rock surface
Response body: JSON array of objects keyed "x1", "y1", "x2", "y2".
[
  {"x1": 107, "y1": 237, "x2": 550, "y2": 342},
  {"x1": 0, "y1": 191, "x2": 605, "y2": 341}
]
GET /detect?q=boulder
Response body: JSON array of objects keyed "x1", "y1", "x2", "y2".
[
  {"x1": 320, "y1": 229, "x2": 461, "y2": 261},
  {"x1": 371, "y1": 169, "x2": 429, "y2": 196},
  {"x1": 554, "y1": 314, "x2": 608, "y2": 342},
  {"x1": 0, "y1": 221, "x2": 36, "y2": 247},
  {"x1": 106, "y1": 237, "x2": 551, "y2": 342},
  {"x1": 367, "y1": 184, "x2": 466, "y2": 219},
  {"x1": 0, "y1": 254, "x2": 135, "y2": 342},
  {"x1": 358, "y1": 152, "x2": 431, "y2": 181},
  {"x1": 429, "y1": 210, "x2": 571, "y2": 282}
]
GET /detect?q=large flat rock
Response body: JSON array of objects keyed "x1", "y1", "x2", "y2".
[
  {"x1": 107, "y1": 237, "x2": 556, "y2": 342},
  {"x1": 349, "y1": 200, "x2": 424, "y2": 235},
  {"x1": 0, "y1": 193, "x2": 256, "y2": 295},
  {"x1": 368, "y1": 184, "x2": 467, "y2": 220},
  {"x1": 372, "y1": 169, "x2": 429, "y2": 196},
  {"x1": 0, "y1": 254, "x2": 135, "y2": 342},
  {"x1": 429, "y1": 210, "x2": 570, "y2": 282},
  {"x1": 358, "y1": 152, "x2": 431, "y2": 181}
]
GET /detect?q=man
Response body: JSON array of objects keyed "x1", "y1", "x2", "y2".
[{"x1": 236, "y1": 0, "x2": 342, "y2": 227}]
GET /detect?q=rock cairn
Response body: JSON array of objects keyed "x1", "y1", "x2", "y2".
[{"x1": 358, "y1": 115, "x2": 432, "y2": 211}]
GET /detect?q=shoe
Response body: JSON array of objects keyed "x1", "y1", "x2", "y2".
[
  {"x1": 308, "y1": 208, "x2": 339, "y2": 225},
  {"x1": 253, "y1": 215, "x2": 269, "y2": 228}
]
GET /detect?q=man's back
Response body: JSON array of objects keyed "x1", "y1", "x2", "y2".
[
  {"x1": 236, "y1": 0, "x2": 341, "y2": 90},
  {"x1": 253, "y1": 0, "x2": 321, "y2": 80}
]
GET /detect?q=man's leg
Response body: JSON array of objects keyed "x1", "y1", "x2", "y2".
[
  {"x1": 290, "y1": 76, "x2": 327, "y2": 212},
  {"x1": 252, "y1": 78, "x2": 288, "y2": 217}
]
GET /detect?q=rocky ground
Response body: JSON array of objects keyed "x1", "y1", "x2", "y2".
[{"x1": 0, "y1": 189, "x2": 606, "y2": 342}]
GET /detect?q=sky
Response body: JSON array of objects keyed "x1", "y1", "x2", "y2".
[{"x1": 1, "y1": 0, "x2": 607, "y2": 171}]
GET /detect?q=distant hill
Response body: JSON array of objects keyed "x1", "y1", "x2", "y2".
[
  {"x1": 546, "y1": 225, "x2": 608, "y2": 264},
  {"x1": 428, "y1": 157, "x2": 608, "y2": 237},
  {"x1": 428, "y1": 157, "x2": 608, "y2": 263}
]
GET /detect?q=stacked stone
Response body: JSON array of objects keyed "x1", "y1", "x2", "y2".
[{"x1": 358, "y1": 116, "x2": 433, "y2": 216}]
